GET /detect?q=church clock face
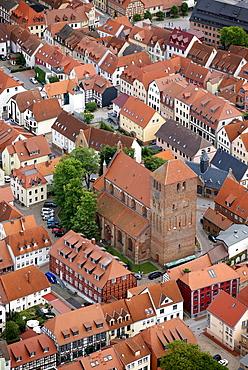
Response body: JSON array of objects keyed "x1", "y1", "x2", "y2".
[{"x1": 155, "y1": 190, "x2": 160, "y2": 199}]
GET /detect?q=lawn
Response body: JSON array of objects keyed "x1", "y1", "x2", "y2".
[{"x1": 104, "y1": 245, "x2": 158, "y2": 274}]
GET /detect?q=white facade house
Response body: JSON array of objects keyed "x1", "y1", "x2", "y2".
[
  {"x1": 217, "y1": 224, "x2": 248, "y2": 261},
  {"x1": 0, "y1": 71, "x2": 26, "y2": 119}
]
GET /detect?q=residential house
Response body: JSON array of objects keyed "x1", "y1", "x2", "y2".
[
  {"x1": 112, "y1": 93, "x2": 129, "y2": 117},
  {"x1": 10, "y1": 1, "x2": 46, "y2": 39},
  {"x1": 0, "y1": 265, "x2": 50, "y2": 318},
  {"x1": 128, "y1": 25, "x2": 155, "y2": 51},
  {"x1": 44, "y1": 21, "x2": 68, "y2": 46},
  {"x1": 159, "y1": 81, "x2": 187, "y2": 120},
  {"x1": 42, "y1": 304, "x2": 109, "y2": 363},
  {"x1": 0, "y1": 185, "x2": 14, "y2": 206},
  {"x1": 0, "y1": 68, "x2": 26, "y2": 119},
  {"x1": 177, "y1": 262, "x2": 239, "y2": 317},
  {"x1": 182, "y1": 60, "x2": 213, "y2": 89},
  {"x1": 119, "y1": 96, "x2": 165, "y2": 144},
  {"x1": 99, "y1": 51, "x2": 152, "y2": 86},
  {"x1": 0, "y1": 23, "x2": 10, "y2": 57},
  {"x1": 48, "y1": 2, "x2": 100, "y2": 28},
  {"x1": 11, "y1": 164, "x2": 48, "y2": 206},
  {"x1": 4, "y1": 224, "x2": 51, "y2": 268},
  {"x1": 97, "y1": 18, "x2": 128, "y2": 38},
  {"x1": 231, "y1": 129, "x2": 248, "y2": 167},
  {"x1": 2, "y1": 135, "x2": 52, "y2": 175},
  {"x1": 80, "y1": 347, "x2": 123, "y2": 370},
  {"x1": 0, "y1": 200, "x2": 22, "y2": 224},
  {"x1": 97, "y1": 35, "x2": 129, "y2": 57},
  {"x1": 142, "y1": 0, "x2": 163, "y2": 15},
  {"x1": 209, "y1": 50, "x2": 246, "y2": 78},
  {"x1": 202, "y1": 207, "x2": 233, "y2": 236},
  {"x1": 217, "y1": 119, "x2": 248, "y2": 154},
  {"x1": 80, "y1": 74, "x2": 117, "y2": 108},
  {"x1": 146, "y1": 27, "x2": 170, "y2": 63},
  {"x1": 211, "y1": 148, "x2": 248, "y2": 188},
  {"x1": 166, "y1": 28, "x2": 203, "y2": 59},
  {"x1": 0, "y1": 0, "x2": 18, "y2": 24},
  {"x1": 34, "y1": 43, "x2": 65, "y2": 82},
  {"x1": 113, "y1": 335, "x2": 151, "y2": 370},
  {"x1": 107, "y1": 0, "x2": 144, "y2": 19},
  {"x1": 49, "y1": 230, "x2": 136, "y2": 303},
  {"x1": 231, "y1": 264, "x2": 248, "y2": 292},
  {"x1": 186, "y1": 150, "x2": 232, "y2": 198},
  {"x1": 7, "y1": 88, "x2": 42, "y2": 126},
  {"x1": 35, "y1": 157, "x2": 62, "y2": 188},
  {"x1": 215, "y1": 177, "x2": 248, "y2": 225},
  {"x1": 155, "y1": 120, "x2": 216, "y2": 162},
  {"x1": 69, "y1": 63, "x2": 96, "y2": 84},
  {"x1": 0, "y1": 214, "x2": 37, "y2": 240},
  {"x1": 0, "y1": 240, "x2": 14, "y2": 276},
  {"x1": 8, "y1": 334, "x2": 57, "y2": 370},
  {"x1": 216, "y1": 224, "x2": 248, "y2": 263},
  {"x1": 187, "y1": 41, "x2": 216, "y2": 68},
  {"x1": 140, "y1": 318, "x2": 198, "y2": 370},
  {"x1": 0, "y1": 339, "x2": 10, "y2": 369},
  {"x1": 207, "y1": 290, "x2": 248, "y2": 351}
]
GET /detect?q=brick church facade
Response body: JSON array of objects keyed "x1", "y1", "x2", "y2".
[{"x1": 94, "y1": 150, "x2": 197, "y2": 266}]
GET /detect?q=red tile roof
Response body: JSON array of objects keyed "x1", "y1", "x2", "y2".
[
  {"x1": 12, "y1": 164, "x2": 47, "y2": 189},
  {"x1": 11, "y1": 1, "x2": 45, "y2": 26},
  {"x1": 152, "y1": 158, "x2": 197, "y2": 185},
  {"x1": 203, "y1": 207, "x2": 233, "y2": 230}
]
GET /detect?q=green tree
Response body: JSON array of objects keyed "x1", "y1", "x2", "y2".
[
  {"x1": 86, "y1": 102, "x2": 97, "y2": 112},
  {"x1": 160, "y1": 341, "x2": 225, "y2": 370},
  {"x1": 71, "y1": 189, "x2": 98, "y2": 238},
  {"x1": 219, "y1": 26, "x2": 248, "y2": 49},
  {"x1": 156, "y1": 10, "x2": 165, "y2": 21},
  {"x1": 181, "y1": 2, "x2": 188, "y2": 16},
  {"x1": 16, "y1": 53, "x2": 26, "y2": 66},
  {"x1": 52, "y1": 157, "x2": 84, "y2": 208},
  {"x1": 142, "y1": 147, "x2": 160, "y2": 161},
  {"x1": 48, "y1": 76, "x2": 59, "y2": 83},
  {"x1": 99, "y1": 145, "x2": 134, "y2": 175},
  {"x1": 82, "y1": 112, "x2": 94, "y2": 124},
  {"x1": 12, "y1": 312, "x2": 26, "y2": 333},
  {"x1": 144, "y1": 10, "x2": 153, "y2": 21},
  {"x1": 70, "y1": 147, "x2": 99, "y2": 189},
  {"x1": 144, "y1": 157, "x2": 167, "y2": 171},
  {"x1": 133, "y1": 14, "x2": 142, "y2": 22},
  {"x1": 170, "y1": 5, "x2": 179, "y2": 18},
  {"x1": 3, "y1": 321, "x2": 20, "y2": 344}
]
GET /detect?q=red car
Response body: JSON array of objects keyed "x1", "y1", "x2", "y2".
[{"x1": 52, "y1": 227, "x2": 64, "y2": 234}]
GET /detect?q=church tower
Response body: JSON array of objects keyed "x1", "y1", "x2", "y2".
[{"x1": 150, "y1": 159, "x2": 198, "y2": 266}]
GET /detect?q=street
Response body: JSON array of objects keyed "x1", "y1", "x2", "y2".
[{"x1": 196, "y1": 196, "x2": 215, "y2": 255}]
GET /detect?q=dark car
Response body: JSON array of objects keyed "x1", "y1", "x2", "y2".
[
  {"x1": 44, "y1": 201, "x2": 57, "y2": 208},
  {"x1": 108, "y1": 112, "x2": 117, "y2": 118},
  {"x1": 148, "y1": 271, "x2": 163, "y2": 280},
  {"x1": 55, "y1": 230, "x2": 65, "y2": 237},
  {"x1": 213, "y1": 354, "x2": 221, "y2": 361},
  {"x1": 0, "y1": 55, "x2": 6, "y2": 61},
  {"x1": 208, "y1": 234, "x2": 217, "y2": 243},
  {"x1": 48, "y1": 223, "x2": 60, "y2": 229}
]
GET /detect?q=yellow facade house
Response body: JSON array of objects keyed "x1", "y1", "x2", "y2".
[{"x1": 120, "y1": 96, "x2": 165, "y2": 145}]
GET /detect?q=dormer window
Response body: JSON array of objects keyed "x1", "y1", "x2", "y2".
[{"x1": 30, "y1": 351, "x2": 35, "y2": 357}]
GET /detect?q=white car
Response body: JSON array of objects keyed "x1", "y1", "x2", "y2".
[
  {"x1": 218, "y1": 359, "x2": 228, "y2": 366},
  {"x1": 29, "y1": 77, "x2": 38, "y2": 84},
  {"x1": 4, "y1": 175, "x2": 11, "y2": 183}
]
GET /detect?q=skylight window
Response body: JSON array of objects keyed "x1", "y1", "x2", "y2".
[{"x1": 208, "y1": 269, "x2": 216, "y2": 278}]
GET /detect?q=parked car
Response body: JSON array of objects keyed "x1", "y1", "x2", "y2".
[
  {"x1": 148, "y1": 271, "x2": 163, "y2": 280},
  {"x1": 45, "y1": 272, "x2": 57, "y2": 283},
  {"x1": 213, "y1": 355, "x2": 221, "y2": 361},
  {"x1": 55, "y1": 230, "x2": 65, "y2": 237},
  {"x1": 208, "y1": 234, "x2": 217, "y2": 243},
  {"x1": 44, "y1": 201, "x2": 57, "y2": 208},
  {"x1": 46, "y1": 218, "x2": 56, "y2": 223},
  {"x1": 42, "y1": 207, "x2": 53, "y2": 212},
  {"x1": 42, "y1": 215, "x2": 54, "y2": 221},
  {"x1": 107, "y1": 104, "x2": 113, "y2": 110},
  {"x1": 132, "y1": 272, "x2": 142, "y2": 280},
  {"x1": 108, "y1": 112, "x2": 117, "y2": 118},
  {"x1": 29, "y1": 77, "x2": 38, "y2": 84},
  {"x1": 218, "y1": 359, "x2": 228, "y2": 366},
  {"x1": 52, "y1": 227, "x2": 64, "y2": 234},
  {"x1": 0, "y1": 55, "x2": 6, "y2": 61},
  {"x1": 41, "y1": 210, "x2": 54, "y2": 216},
  {"x1": 48, "y1": 223, "x2": 60, "y2": 229}
]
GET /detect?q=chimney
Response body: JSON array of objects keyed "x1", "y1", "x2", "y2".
[
  {"x1": 91, "y1": 238, "x2": 96, "y2": 245},
  {"x1": 19, "y1": 230, "x2": 24, "y2": 236},
  {"x1": 27, "y1": 270, "x2": 31, "y2": 283}
]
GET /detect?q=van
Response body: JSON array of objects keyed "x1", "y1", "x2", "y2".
[{"x1": 45, "y1": 272, "x2": 57, "y2": 283}]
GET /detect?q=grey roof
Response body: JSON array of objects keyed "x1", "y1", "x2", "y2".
[
  {"x1": 155, "y1": 120, "x2": 213, "y2": 159},
  {"x1": 55, "y1": 24, "x2": 74, "y2": 41},
  {"x1": 207, "y1": 244, "x2": 229, "y2": 264},
  {"x1": 0, "y1": 0, "x2": 17, "y2": 10},
  {"x1": 190, "y1": 0, "x2": 248, "y2": 32},
  {"x1": 217, "y1": 224, "x2": 248, "y2": 247},
  {"x1": 239, "y1": 355, "x2": 248, "y2": 366},
  {"x1": 123, "y1": 43, "x2": 143, "y2": 56},
  {"x1": 186, "y1": 161, "x2": 228, "y2": 190},
  {"x1": 211, "y1": 148, "x2": 248, "y2": 182}
]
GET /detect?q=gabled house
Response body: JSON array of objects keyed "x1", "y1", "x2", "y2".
[
  {"x1": 0, "y1": 200, "x2": 23, "y2": 224},
  {"x1": 4, "y1": 224, "x2": 51, "y2": 268},
  {"x1": 217, "y1": 119, "x2": 248, "y2": 154},
  {"x1": 0, "y1": 0, "x2": 18, "y2": 25},
  {"x1": 107, "y1": 0, "x2": 144, "y2": 19},
  {"x1": 207, "y1": 290, "x2": 248, "y2": 351},
  {"x1": 80, "y1": 74, "x2": 117, "y2": 108},
  {"x1": 155, "y1": 120, "x2": 216, "y2": 162},
  {"x1": 10, "y1": 1, "x2": 46, "y2": 39},
  {"x1": 146, "y1": 26, "x2": 171, "y2": 63},
  {"x1": 177, "y1": 262, "x2": 239, "y2": 317},
  {"x1": 2, "y1": 135, "x2": 52, "y2": 175},
  {"x1": 187, "y1": 41, "x2": 216, "y2": 68},
  {"x1": 0, "y1": 214, "x2": 37, "y2": 240},
  {"x1": 119, "y1": 96, "x2": 165, "y2": 144},
  {"x1": 0, "y1": 240, "x2": 14, "y2": 276},
  {"x1": 216, "y1": 224, "x2": 248, "y2": 262},
  {"x1": 166, "y1": 28, "x2": 203, "y2": 59},
  {"x1": 0, "y1": 23, "x2": 10, "y2": 57},
  {"x1": 11, "y1": 164, "x2": 48, "y2": 206},
  {"x1": 8, "y1": 334, "x2": 57, "y2": 370},
  {"x1": 209, "y1": 49, "x2": 247, "y2": 78},
  {"x1": 69, "y1": 63, "x2": 96, "y2": 83},
  {"x1": 0, "y1": 185, "x2": 14, "y2": 206},
  {"x1": 202, "y1": 207, "x2": 233, "y2": 236},
  {"x1": 80, "y1": 347, "x2": 123, "y2": 370},
  {"x1": 97, "y1": 18, "x2": 126, "y2": 38},
  {"x1": 215, "y1": 177, "x2": 248, "y2": 224},
  {"x1": 49, "y1": 230, "x2": 136, "y2": 303}
]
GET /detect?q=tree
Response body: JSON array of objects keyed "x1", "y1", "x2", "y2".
[
  {"x1": 170, "y1": 5, "x2": 179, "y2": 18},
  {"x1": 133, "y1": 14, "x2": 142, "y2": 22},
  {"x1": 71, "y1": 189, "x2": 98, "y2": 239},
  {"x1": 3, "y1": 321, "x2": 20, "y2": 344},
  {"x1": 52, "y1": 157, "x2": 84, "y2": 208},
  {"x1": 142, "y1": 147, "x2": 160, "y2": 161},
  {"x1": 156, "y1": 10, "x2": 165, "y2": 21},
  {"x1": 82, "y1": 112, "x2": 94, "y2": 124},
  {"x1": 99, "y1": 145, "x2": 134, "y2": 175},
  {"x1": 12, "y1": 312, "x2": 26, "y2": 333},
  {"x1": 181, "y1": 2, "x2": 188, "y2": 16},
  {"x1": 48, "y1": 76, "x2": 59, "y2": 83},
  {"x1": 219, "y1": 26, "x2": 248, "y2": 49},
  {"x1": 70, "y1": 147, "x2": 99, "y2": 189},
  {"x1": 144, "y1": 157, "x2": 167, "y2": 171},
  {"x1": 86, "y1": 102, "x2": 97, "y2": 112},
  {"x1": 16, "y1": 53, "x2": 26, "y2": 66},
  {"x1": 144, "y1": 10, "x2": 153, "y2": 21},
  {"x1": 160, "y1": 341, "x2": 225, "y2": 370}
]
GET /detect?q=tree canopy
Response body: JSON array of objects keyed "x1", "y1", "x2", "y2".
[
  {"x1": 3, "y1": 321, "x2": 20, "y2": 344},
  {"x1": 82, "y1": 112, "x2": 94, "y2": 124},
  {"x1": 170, "y1": 5, "x2": 179, "y2": 17},
  {"x1": 160, "y1": 341, "x2": 226, "y2": 370},
  {"x1": 219, "y1": 26, "x2": 248, "y2": 49},
  {"x1": 85, "y1": 102, "x2": 97, "y2": 112},
  {"x1": 156, "y1": 10, "x2": 165, "y2": 20},
  {"x1": 133, "y1": 14, "x2": 142, "y2": 22},
  {"x1": 144, "y1": 156, "x2": 167, "y2": 171},
  {"x1": 181, "y1": 2, "x2": 188, "y2": 16},
  {"x1": 144, "y1": 10, "x2": 153, "y2": 21},
  {"x1": 69, "y1": 147, "x2": 99, "y2": 189}
]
